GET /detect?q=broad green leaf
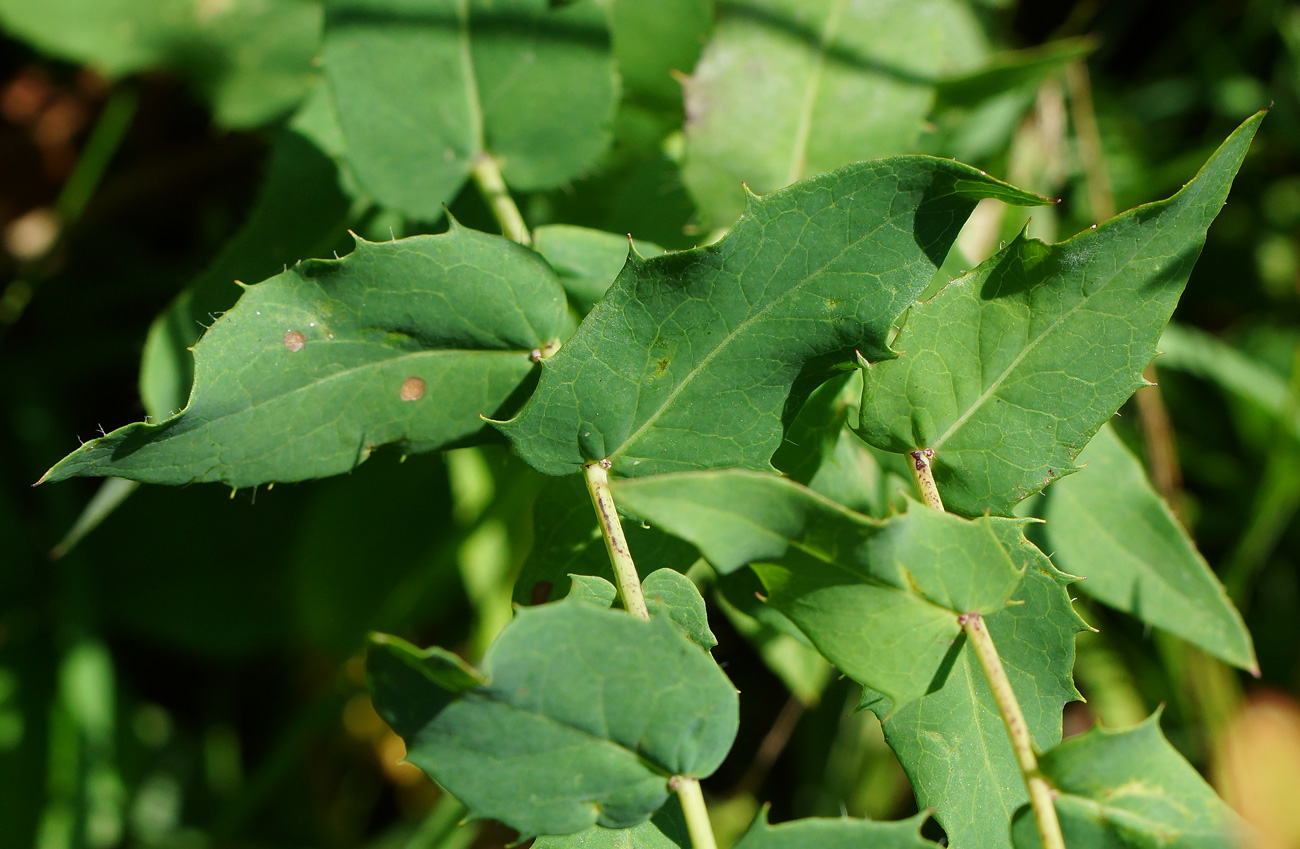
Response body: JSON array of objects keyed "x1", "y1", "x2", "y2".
[
  {"x1": 323, "y1": 0, "x2": 618, "y2": 219},
  {"x1": 0, "y1": 0, "x2": 320, "y2": 128},
  {"x1": 534, "y1": 225, "x2": 664, "y2": 316},
  {"x1": 534, "y1": 796, "x2": 689, "y2": 849},
  {"x1": 513, "y1": 475, "x2": 699, "y2": 607},
  {"x1": 41, "y1": 225, "x2": 570, "y2": 488},
  {"x1": 859, "y1": 557, "x2": 1087, "y2": 849},
  {"x1": 499, "y1": 159, "x2": 1048, "y2": 478},
  {"x1": 367, "y1": 602, "x2": 738, "y2": 837},
  {"x1": 682, "y1": 0, "x2": 990, "y2": 228},
  {"x1": 1043, "y1": 424, "x2": 1256, "y2": 671},
  {"x1": 611, "y1": 0, "x2": 713, "y2": 108},
  {"x1": 856, "y1": 111, "x2": 1264, "y2": 517},
  {"x1": 732, "y1": 808, "x2": 935, "y2": 849},
  {"x1": 1010, "y1": 714, "x2": 1253, "y2": 849},
  {"x1": 140, "y1": 128, "x2": 353, "y2": 420},
  {"x1": 614, "y1": 469, "x2": 1029, "y2": 706}
]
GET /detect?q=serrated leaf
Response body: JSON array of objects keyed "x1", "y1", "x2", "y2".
[
  {"x1": 1010, "y1": 714, "x2": 1254, "y2": 849},
  {"x1": 140, "y1": 127, "x2": 353, "y2": 420},
  {"x1": 859, "y1": 556, "x2": 1087, "y2": 849},
  {"x1": 534, "y1": 225, "x2": 664, "y2": 315},
  {"x1": 41, "y1": 227, "x2": 569, "y2": 488},
  {"x1": 856, "y1": 111, "x2": 1264, "y2": 517},
  {"x1": 534, "y1": 796, "x2": 690, "y2": 849},
  {"x1": 513, "y1": 475, "x2": 699, "y2": 607},
  {"x1": 323, "y1": 0, "x2": 618, "y2": 219},
  {"x1": 732, "y1": 808, "x2": 936, "y2": 849},
  {"x1": 1043, "y1": 423, "x2": 1256, "y2": 671},
  {"x1": 682, "y1": 0, "x2": 990, "y2": 229},
  {"x1": 367, "y1": 603, "x2": 738, "y2": 837},
  {"x1": 0, "y1": 0, "x2": 321, "y2": 128},
  {"x1": 499, "y1": 159, "x2": 1048, "y2": 478},
  {"x1": 614, "y1": 469, "x2": 1030, "y2": 706}
]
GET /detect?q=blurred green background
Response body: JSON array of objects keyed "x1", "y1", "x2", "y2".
[{"x1": 2, "y1": 1, "x2": 1299, "y2": 847}]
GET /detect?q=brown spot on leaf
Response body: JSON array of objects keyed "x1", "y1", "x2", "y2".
[
  {"x1": 400, "y1": 376, "x2": 426, "y2": 401},
  {"x1": 283, "y1": 330, "x2": 306, "y2": 352}
]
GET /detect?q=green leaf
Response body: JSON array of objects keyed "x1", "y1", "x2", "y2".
[
  {"x1": 732, "y1": 808, "x2": 936, "y2": 849},
  {"x1": 643, "y1": 570, "x2": 717, "y2": 651},
  {"x1": 534, "y1": 225, "x2": 664, "y2": 316},
  {"x1": 1010, "y1": 714, "x2": 1253, "y2": 849},
  {"x1": 856, "y1": 111, "x2": 1264, "y2": 517},
  {"x1": 140, "y1": 128, "x2": 353, "y2": 421},
  {"x1": 367, "y1": 602, "x2": 738, "y2": 837},
  {"x1": 513, "y1": 475, "x2": 699, "y2": 607},
  {"x1": 860, "y1": 557, "x2": 1087, "y2": 849},
  {"x1": 323, "y1": 0, "x2": 618, "y2": 219},
  {"x1": 534, "y1": 796, "x2": 689, "y2": 849},
  {"x1": 567, "y1": 574, "x2": 621, "y2": 608},
  {"x1": 41, "y1": 225, "x2": 570, "y2": 488},
  {"x1": 614, "y1": 469, "x2": 1029, "y2": 706},
  {"x1": 499, "y1": 159, "x2": 1048, "y2": 478},
  {"x1": 0, "y1": 0, "x2": 321, "y2": 128},
  {"x1": 1043, "y1": 423, "x2": 1256, "y2": 671},
  {"x1": 610, "y1": 0, "x2": 713, "y2": 108},
  {"x1": 682, "y1": 0, "x2": 990, "y2": 228}
]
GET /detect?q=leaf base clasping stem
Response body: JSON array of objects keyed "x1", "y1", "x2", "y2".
[
  {"x1": 961, "y1": 612, "x2": 1065, "y2": 849},
  {"x1": 582, "y1": 460, "x2": 649, "y2": 620}
]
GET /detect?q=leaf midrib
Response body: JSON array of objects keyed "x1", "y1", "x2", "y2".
[{"x1": 787, "y1": 0, "x2": 847, "y2": 186}]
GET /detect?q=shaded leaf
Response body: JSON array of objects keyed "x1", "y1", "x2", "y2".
[
  {"x1": 42, "y1": 226, "x2": 569, "y2": 488},
  {"x1": 500, "y1": 159, "x2": 1048, "y2": 478},
  {"x1": 367, "y1": 602, "x2": 738, "y2": 837},
  {"x1": 1011, "y1": 714, "x2": 1254, "y2": 849},
  {"x1": 643, "y1": 570, "x2": 717, "y2": 650},
  {"x1": 732, "y1": 808, "x2": 935, "y2": 849},
  {"x1": 534, "y1": 225, "x2": 664, "y2": 315},
  {"x1": 323, "y1": 0, "x2": 618, "y2": 219},
  {"x1": 610, "y1": 0, "x2": 713, "y2": 108},
  {"x1": 513, "y1": 475, "x2": 699, "y2": 606},
  {"x1": 683, "y1": 0, "x2": 989, "y2": 228},
  {"x1": 614, "y1": 469, "x2": 1029, "y2": 706},
  {"x1": 859, "y1": 557, "x2": 1087, "y2": 849},
  {"x1": 0, "y1": 0, "x2": 321, "y2": 127},
  {"x1": 534, "y1": 795, "x2": 690, "y2": 849},
  {"x1": 856, "y1": 111, "x2": 1264, "y2": 517},
  {"x1": 1043, "y1": 423, "x2": 1256, "y2": 671}
]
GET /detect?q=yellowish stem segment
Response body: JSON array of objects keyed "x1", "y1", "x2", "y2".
[
  {"x1": 470, "y1": 154, "x2": 530, "y2": 245},
  {"x1": 582, "y1": 461, "x2": 649, "y2": 620},
  {"x1": 672, "y1": 777, "x2": 719, "y2": 849},
  {"x1": 911, "y1": 446, "x2": 1065, "y2": 849},
  {"x1": 962, "y1": 613, "x2": 1065, "y2": 849},
  {"x1": 909, "y1": 448, "x2": 944, "y2": 511}
]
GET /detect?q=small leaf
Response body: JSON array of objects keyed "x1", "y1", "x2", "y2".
[
  {"x1": 682, "y1": 0, "x2": 990, "y2": 228},
  {"x1": 500, "y1": 159, "x2": 1048, "y2": 477},
  {"x1": 856, "y1": 111, "x2": 1264, "y2": 517},
  {"x1": 614, "y1": 469, "x2": 1029, "y2": 706},
  {"x1": 323, "y1": 0, "x2": 618, "y2": 219},
  {"x1": 534, "y1": 225, "x2": 665, "y2": 315},
  {"x1": 367, "y1": 603, "x2": 738, "y2": 837},
  {"x1": 860, "y1": 557, "x2": 1087, "y2": 849},
  {"x1": 643, "y1": 570, "x2": 717, "y2": 650},
  {"x1": 42, "y1": 227, "x2": 570, "y2": 488},
  {"x1": 1043, "y1": 423, "x2": 1256, "y2": 671},
  {"x1": 566, "y1": 574, "x2": 620, "y2": 608},
  {"x1": 1011, "y1": 713, "x2": 1254, "y2": 849},
  {"x1": 732, "y1": 808, "x2": 936, "y2": 849}
]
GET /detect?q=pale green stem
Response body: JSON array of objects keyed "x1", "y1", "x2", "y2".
[
  {"x1": 582, "y1": 461, "x2": 649, "y2": 620},
  {"x1": 671, "y1": 777, "x2": 719, "y2": 849},
  {"x1": 908, "y1": 448, "x2": 944, "y2": 511},
  {"x1": 470, "y1": 154, "x2": 530, "y2": 245},
  {"x1": 962, "y1": 613, "x2": 1065, "y2": 849},
  {"x1": 912, "y1": 448, "x2": 1065, "y2": 849}
]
